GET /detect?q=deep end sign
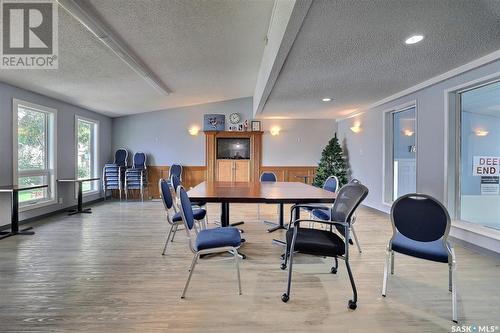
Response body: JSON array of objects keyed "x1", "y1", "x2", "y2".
[{"x1": 473, "y1": 156, "x2": 500, "y2": 176}]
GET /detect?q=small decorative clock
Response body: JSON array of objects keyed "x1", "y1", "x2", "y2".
[{"x1": 229, "y1": 112, "x2": 241, "y2": 125}]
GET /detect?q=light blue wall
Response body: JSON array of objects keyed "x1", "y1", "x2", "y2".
[
  {"x1": 0, "y1": 82, "x2": 112, "y2": 226},
  {"x1": 337, "y1": 59, "x2": 500, "y2": 213},
  {"x1": 112, "y1": 97, "x2": 337, "y2": 166}
]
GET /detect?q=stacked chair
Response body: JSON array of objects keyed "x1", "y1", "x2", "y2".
[
  {"x1": 125, "y1": 152, "x2": 148, "y2": 201},
  {"x1": 280, "y1": 179, "x2": 368, "y2": 310},
  {"x1": 102, "y1": 148, "x2": 128, "y2": 200}
]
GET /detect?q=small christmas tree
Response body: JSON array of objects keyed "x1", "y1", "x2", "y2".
[{"x1": 313, "y1": 133, "x2": 348, "y2": 188}]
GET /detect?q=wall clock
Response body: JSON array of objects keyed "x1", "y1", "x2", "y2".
[{"x1": 229, "y1": 112, "x2": 241, "y2": 124}]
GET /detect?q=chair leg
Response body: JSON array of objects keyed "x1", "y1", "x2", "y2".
[
  {"x1": 351, "y1": 226, "x2": 362, "y2": 253},
  {"x1": 280, "y1": 246, "x2": 290, "y2": 270},
  {"x1": 390, "y1": 250, "x2": 395, "y2": 274},
  {"x1": 345, "y1": 259, "x2": 358, "y2": 309},
  {"x1": 171, "y1": 224, "x2": 179, "y2": 242},
  {"x1": 331, "y1": 256, "x2": 338, "y2": 274},
  {"x1": 382, "y1": 245, "x2": 391, "y2": 297},
  {"x1": 233, "y1": 248, "x2": 242, "y2": 295},
  {"x1": 162, "y1": 224, "x2": 175, "y2": 255},
  {"x1": 451, "y1": 248, "x2": 458, "y2": 323},
  {"x1": 282, "y1": 246, "x2": 294, "y2": 302},
  {"x1": 181, "y1": 253, "x2": 199, "y2": 299}
]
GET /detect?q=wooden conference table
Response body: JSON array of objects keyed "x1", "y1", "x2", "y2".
[
  {"x1": 0, "y1": 184, "x2": 48, "y2": 240},
  {"x1": 188, "y1": 181, "x2": 337, "y2": 230}
]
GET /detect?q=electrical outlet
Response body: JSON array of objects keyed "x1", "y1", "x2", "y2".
[{"x1": 58, "y1": 197, "x2": 63, "y2": 204}]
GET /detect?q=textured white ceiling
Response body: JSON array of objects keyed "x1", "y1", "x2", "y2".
[
  {"x1": 261, "y1": 0, "x2": 500, "y2": 119},
  {"x1": 0, "y1": 0, "x2": 274, "y2": 117}
]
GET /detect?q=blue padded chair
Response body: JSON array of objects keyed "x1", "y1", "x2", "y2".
[
  {"x1": 281, "y1": 180, "x2": 369, "y2": 309},
  {"x1": 258, "y1": 172, "x2": 279, "y2": 230},
  {"x1": 170, "y1": 173, "x2": 206, "y2": 212},
  {"x1": 125, "y1": 152, "x2": 148, "y2": 201},
  {"x1": 177, "y1": 185, "x2": 242, "y2": 298},
  {"x1": 169, "y1": 164, "x2": 183, "y2": 182},
  {"x1": 159, "y1": 179, "x2": 207, "y2": 255},
  {"x1": 102, "y1": 148, "x2": 128, "y2": 200},
  {"x1": 301, "y1": 175, "x2": 339, "y2": 214},
  {"x1": 382, "y1": 193, "x2": 458, "y2": 322}
]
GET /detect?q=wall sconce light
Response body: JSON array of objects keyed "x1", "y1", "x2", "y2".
[
  {"x1": 188, "y1": 126, "x2": 200, "y2": 136},
  {"x1": 270, "y1": 126, "x2": 281, "y2": 136},
  {"x1": 350, "y1": 123, "x2": 361, "y2": 133},
  {"x1": 475, "y1": 129, "x2": 489, "y2": 137},
  {"x1": 402, "y1": 129, "x2": 414, "y2": 136}
]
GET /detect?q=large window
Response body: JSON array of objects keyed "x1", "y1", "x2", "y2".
[
  {"x1": 75, "y1": 116, "x2": 99, "y2": 193},
  {"x1": 384, "y1": 105, "x2": 417, "y2": 203},
  {"x1": 13, "y1": 99, "x2": 57, "y2": 208},
  {"x1": 458, "y1": 80, "x2": 500, "y2": 230}
]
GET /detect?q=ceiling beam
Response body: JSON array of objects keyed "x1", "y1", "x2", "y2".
[
  {"x1": 57, "y1": 0, "x2": 172, "y2": 96},
  {"x1": 252, "y1": 0, "x2": 312, "y2": 118}
]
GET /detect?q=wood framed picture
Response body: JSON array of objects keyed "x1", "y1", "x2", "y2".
[
  {"x1": 203, "y1": 114, "x2": 226, "y2": 131},
  {"x1": 251, "y1": 120, "x2": 261, "y2": 131}
]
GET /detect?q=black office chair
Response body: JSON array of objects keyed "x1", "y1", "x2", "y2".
[
  {"x1": 382, "y1": 193, "x2": 458, "y2": 322},
  {"x1": 280, "y1": 180, "x2": 369, "y2": 310}
]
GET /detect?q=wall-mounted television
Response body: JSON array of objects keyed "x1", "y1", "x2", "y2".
[{"x1": 217, "y1": 138, "x2": 250, "y2": 159}]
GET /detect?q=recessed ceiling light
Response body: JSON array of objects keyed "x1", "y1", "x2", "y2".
[
  {"x1": 405, "y1": 35, "x2": 424, "y2": 45},
  {"x1": 322, "y1": 98, "x2": 333, "y2": 102}
]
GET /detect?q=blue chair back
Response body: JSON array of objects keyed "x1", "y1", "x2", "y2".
[
  {"x1": 170, "y1": 164, "x2": 183, "y2": 180},
  {"x1": 159, "y1": 179, "x2": 173, "y2": 210},
  {"x1": 171, "y1": 174, "x2": 181, "y2": 192},
  {"x1": 115, "y1": 149, "x2": 128, "y2": 167},
  {"x1": 323, "y1": 176, "x2": 339, "y2": 193},
  {"x1": 133, "y1": 152, "x2": 146, "y2": 169},
  {"x1": 330, "y1": 180, "x2": 369, "y2": 224},
  {"x1": 391, "y1": 194, "x2": 450, "y2": 242},
  {"x1": 178, "y1": 186, "x2": 195, "y2": 230},
  {"x1": 260, "y1": 172, "x2": 277, "y2": 182}
]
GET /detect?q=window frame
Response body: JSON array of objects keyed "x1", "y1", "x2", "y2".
[
  {"x1": 455, "y1": 78, "x2": 500, "y2": 225},
  {"x1": 382, "y1": 101, "x2": 418, "y2": 205},
  {"x1": 12, "y1": 98, "x2": 58, "y2": 211},
  {"x1": 74, "y1": 115, "x2": 100, "y2": 197}
]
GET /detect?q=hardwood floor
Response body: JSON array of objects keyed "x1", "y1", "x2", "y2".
[{"x1": 0, "y1": 200, "x2": 499, "y2": 332}]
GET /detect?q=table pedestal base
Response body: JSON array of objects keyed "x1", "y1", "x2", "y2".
[
  {"x1": 0, "y1": 226, "x2": 35, "y2": 240},
  {"x1": 68, "y1": 207, "x2": 92, "y2": 216}
]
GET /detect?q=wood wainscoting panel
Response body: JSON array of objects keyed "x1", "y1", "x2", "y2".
[
  {"x1": 115, "y1": 165, "x2": 315, "y2": 199},
  {"x1": 113, "y1": 165, "x2": 206, "y2": 199},
  {"x1": 260, "y1": 166, "x2": 317, "y2": 184}
]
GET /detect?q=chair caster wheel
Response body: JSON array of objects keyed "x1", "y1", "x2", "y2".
[
  {"x1": 281, "y1": 293, "x2": 289, "y2": 303},
  {"x1": 280, "y1": 263, "x2": 287, "y2": 270},
  {"x1": 280, "y1": 253, "x2": 285, "y2": 260},
  {"x1": 348, "y1": 300, "x2": 357, "y2": 310},
  {"x1": 330, "y1": 267, "x2": 337, "y2": 274}
]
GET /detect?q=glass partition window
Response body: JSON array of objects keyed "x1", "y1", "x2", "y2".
[
  {"x1": 459, "y1": 80, "x2": 500, "y2": 230},
  {"x1": 13, "y1": 99, "x2": 56, "y2": 207},
  {"x1": 384, "y1": 106, "x2": 417, "y2": 203},
  {"x1": 76, "y1": 117, "x2": 99, "y2": 193}
]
